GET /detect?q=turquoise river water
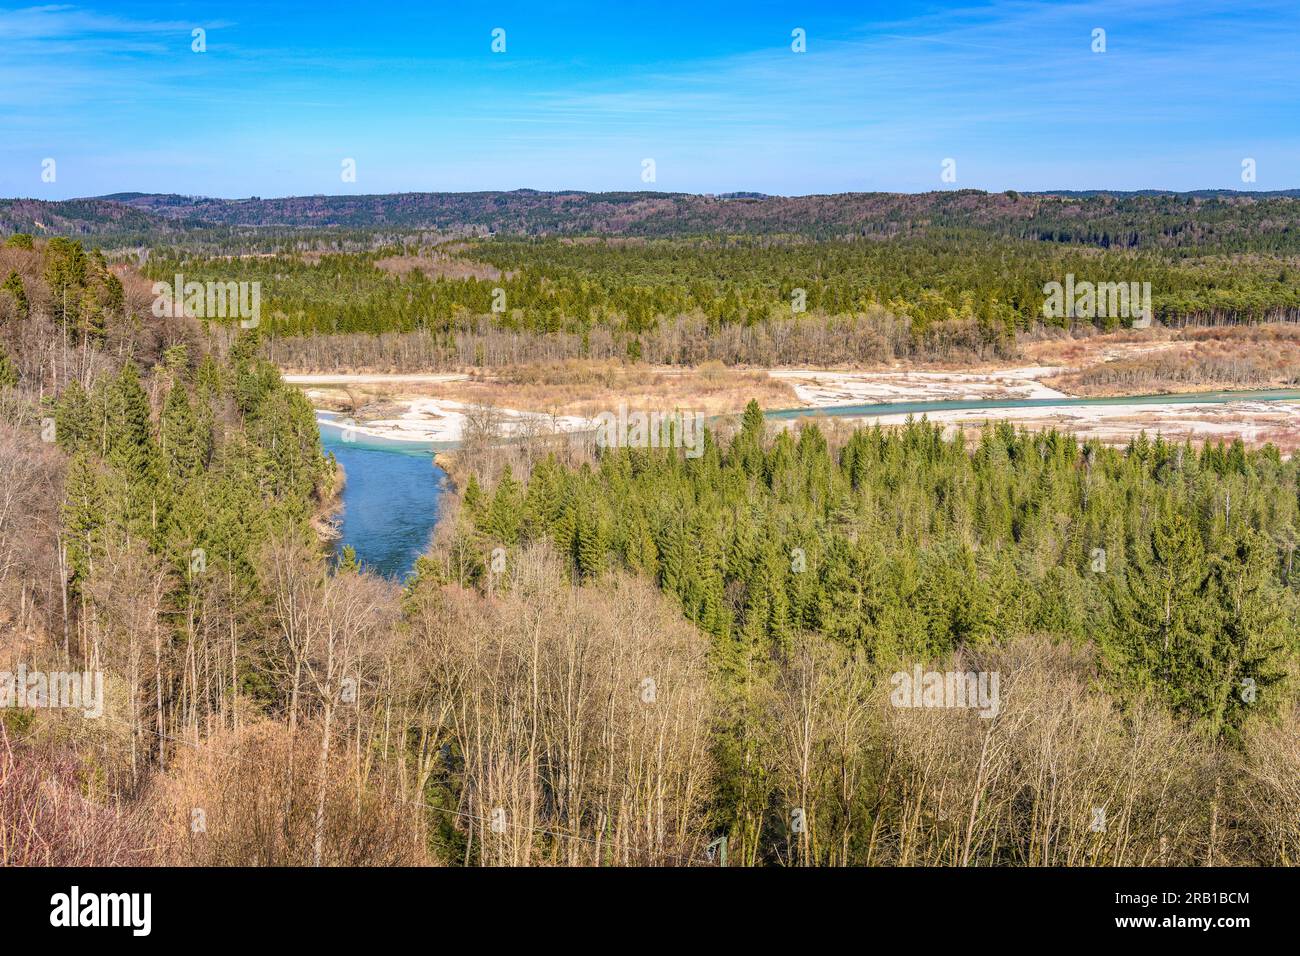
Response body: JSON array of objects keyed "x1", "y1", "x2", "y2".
[{"x1": 318, "y1": 389, "x2": 1300, "y2": 579}]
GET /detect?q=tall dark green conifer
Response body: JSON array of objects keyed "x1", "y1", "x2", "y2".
[
  {"x1": 106, "y1": 362, "x2": 156, "y2": 483},
  {"x1": 161, "y1": 382, "x2": 205, "y2": 481},
  {"x1": 63, "y1": 452, "x2": 105, "y2": 588},
  {"x1": 1104, "y1": 509, "x2": 1217, "y2": 718},
  {"x1": 1, "y1": 271, "x2": 28, "y2": 320},
  {"x1": 54, "y1": 379, "x2": 93, "y2": 452}
]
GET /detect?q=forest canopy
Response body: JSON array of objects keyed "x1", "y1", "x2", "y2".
[{"x1": 142, "y1": 234, "x2": 1300, "y2": 360}]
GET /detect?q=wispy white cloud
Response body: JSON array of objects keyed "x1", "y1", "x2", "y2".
[{"x1": 1, "y1": 0, "x2": 1296, "y2": 197}]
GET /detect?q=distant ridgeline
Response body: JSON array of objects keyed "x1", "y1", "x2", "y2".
[{"x1": 5, "y1": 188, "x2": 1300, "y2": 246}]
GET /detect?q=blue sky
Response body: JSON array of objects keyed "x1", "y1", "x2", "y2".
[{"x1": 2, "y1": 0, "x2": 1297, "y2": 198}]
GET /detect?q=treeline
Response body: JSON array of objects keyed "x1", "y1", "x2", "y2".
[
  {"x1": 265, "y1": 309, "x2": 1004, "y2": 371},
  {"x1": 139, "y1": 234, "x2": 1300, "y2": 370}
]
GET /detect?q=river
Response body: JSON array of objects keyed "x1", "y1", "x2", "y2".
[
  {"x1": 317, "y1": 388, "x2": 1300, "y2": 579},
  {"x1": 320, "y1": 415, "x2": 447, "y2": 580}
]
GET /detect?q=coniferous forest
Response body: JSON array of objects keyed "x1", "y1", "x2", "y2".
[{"x1": 142, "y1": 231, "x2": 1300, "y2": 356}]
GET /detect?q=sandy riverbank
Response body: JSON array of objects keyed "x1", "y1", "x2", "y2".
[
  {"x1": 799, "y1": 399, "x2": 1300, "y2": 449},
  {"x1": 317, "y1": 400, "x2": 589, "y2": 444},
  {"x1": 771, "y1": 366, "x2": 1069, "y2": 404},
  {"x1": 292, "y1": 360, "x2": 1300, "y2": 451}
]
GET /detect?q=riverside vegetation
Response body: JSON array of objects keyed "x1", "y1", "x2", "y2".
[{"x1": 146, "y1": 233, "x2": 1300, "y2": 373}]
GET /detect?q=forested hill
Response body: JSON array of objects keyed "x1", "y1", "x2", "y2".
[
  {"x1": 0, "y1": 198, "x2": 195, "y2": 239},
  {"x1": 4, "y1": 189, "x2": 1300, "y2": 249}
]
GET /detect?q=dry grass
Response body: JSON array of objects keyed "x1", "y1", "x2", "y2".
[
  {"x1": 454, "y1": 359, "x2": 793, "y2": 418},
  {"x1": 0, "y1": 725, "x2": 154, "y2": 866},
  {"x1": 374, "y1": 252, "x2": 504, "y2": 281},
  {"x1": 305, "y1": 359, "x2": 797, "y2": 420},
  {"x1": 1035, "y1": 324, "x2": 1300, "y2": 395}
]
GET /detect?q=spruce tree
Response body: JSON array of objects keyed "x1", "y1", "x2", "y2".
[
  {"x1": 43, "y1": 238, "x2": 87, "y2": 332},
  {"x1": 463, "y1": 474, "x2": 485, "y2": 516},
  {"x1": 338, "y1": 545, "x2": 362, "y2": 573},
  {"x1": 1, "y1": 271, "x2": 28, "y2": 320},
  {"x1": 63, "y1": 452, "x2": 105, "y2": 588},
  {"x1": 161, "y1": 382, "x2": 204, "y2": 481},
  {"x1": 485, "y1": 466, "x2": 522, "y2": 545},
  {"x1": 106, "y1": 362, "x2": 156, "y2": 484},
  {"x1": 1204, "y1": 528, "x2": 1288, "y2": 740},
  {"x1": 1104, "y1": 509, "x2": 1217, "y2": 718},
  {"x1": 54, "y1": 379, "x2": 93, "y2": 452}
]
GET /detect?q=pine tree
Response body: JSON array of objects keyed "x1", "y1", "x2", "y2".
[
  {"x1": 161, "y1": 382, "x2": 205, "y2": 481},
  {"x1": 63, "y1": 452, "x2": 105, "y2": 588},
  {"x1": 106, "y1": 362, "x2": 156, "y2": 484},
  {"x1": 55, "y1": 380, "x2": 93, "y2": 452},
  {"x1": 1104, "y1": 509, "x2": 1217, "y2": 718},
  {"x1": 1, "y1": 271, "x2": 28, "y2": 321}
]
